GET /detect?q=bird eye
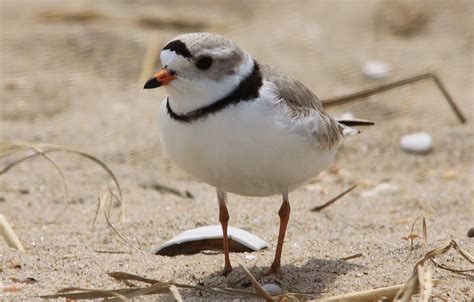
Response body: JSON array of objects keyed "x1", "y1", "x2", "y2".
[{"x1": 195, "y1": 56, "x2": 213, "y2": 70}]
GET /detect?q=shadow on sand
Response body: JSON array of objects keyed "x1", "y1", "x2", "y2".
[{"x1": 182, "y1": 257, "x2": 362, "y2": 300}]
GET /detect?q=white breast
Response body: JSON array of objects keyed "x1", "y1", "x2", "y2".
[{"x1": 158, "y1": 82, "x2": 338, "y2": 196}]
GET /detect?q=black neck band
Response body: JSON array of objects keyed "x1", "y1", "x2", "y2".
[{"x1": 166, "y1": 61, "x2": 263, "y2": 123}]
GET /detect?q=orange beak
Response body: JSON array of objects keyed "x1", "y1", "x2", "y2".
[{"x1": 143, "y1": 68, "x2": 176, "y2": 89}]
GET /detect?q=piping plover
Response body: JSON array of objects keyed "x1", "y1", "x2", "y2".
[{"x1": 144, "y1": 32, "x2": 373, "y2": 275}]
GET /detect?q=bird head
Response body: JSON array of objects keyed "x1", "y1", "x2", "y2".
[{"x1": 144, "y1": 32, "x2": 254, "y2": 114}]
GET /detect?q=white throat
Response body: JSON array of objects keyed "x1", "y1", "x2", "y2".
[{"x1": 163, "y1": 52, "x2": 254, "y2": 114}]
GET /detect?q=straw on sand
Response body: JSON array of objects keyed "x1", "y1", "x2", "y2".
[
  {"x1": 0, "y1": 141, "x2": 125, "y2": 221},
  {"x1": 0, "y1": 214, "x2": 25, "y2": 251}
]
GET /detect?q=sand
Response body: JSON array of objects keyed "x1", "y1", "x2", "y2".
[{"x1": 1, "y1": 0, "x2": 473, "y2": 300}]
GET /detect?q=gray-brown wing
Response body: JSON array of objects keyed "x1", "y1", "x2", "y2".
[
  {"x1": 258, "y1": 62, "x2": 343, "y2": 148},
  {"x1": 259, "y1": 62, "x2": 325, "y2": 114}
]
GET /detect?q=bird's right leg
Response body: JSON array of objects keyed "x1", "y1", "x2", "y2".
[
  {"x1": 267, "y1": 190, "x2": 291, "y2": 276},
  {"x1": 217, "y1": 189, "x2": 232, "y2": 276}
]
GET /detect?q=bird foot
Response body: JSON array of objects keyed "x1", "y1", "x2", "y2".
[
  {"x1": 222, "y1": 265, "x2": 233, "y2": 277},
  {"x1": 264, "y1": 262, "x2": 281, "y2": 277}
]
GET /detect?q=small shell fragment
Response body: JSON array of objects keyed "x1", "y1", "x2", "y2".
[
  {"x1": 362, "y1": 61, "x2": 390, "y2": 80},
  {"x1": 153, "y1": 225, "x2": 268, "y2": 256},
  {"x1": 361, "y1": 183, "x2": 400, "y2": 198},
  {"x1": 262, "y1": 283, "x2": 283, "y2": 295},
  {"x1": 400, "y1": 132, "x2": 432, "y2": 154}
]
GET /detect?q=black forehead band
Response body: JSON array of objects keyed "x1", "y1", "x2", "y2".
[{"x1": 162, "y1": 40, "x2": 193, "y2": 59}]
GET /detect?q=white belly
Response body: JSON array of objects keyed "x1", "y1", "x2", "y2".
[{"x1": 158, "y1": 97, "x2": 337, "y2": 197}]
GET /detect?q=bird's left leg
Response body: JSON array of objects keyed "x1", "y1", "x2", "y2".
[
  {"x1": 267, "y1": 190, "x2": 291, "y2": 276},
  {"x1": 217, "y1": 189, "x2": 232, "y2": 276}
]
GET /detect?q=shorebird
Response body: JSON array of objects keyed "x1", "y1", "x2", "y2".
[{"x1": 144, "y1": 32, "x2": 373, "y2": 275}]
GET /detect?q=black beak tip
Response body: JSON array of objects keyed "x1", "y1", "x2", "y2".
[{"x1": 143, "y1": 77, "x2": 161, "y2": 89}]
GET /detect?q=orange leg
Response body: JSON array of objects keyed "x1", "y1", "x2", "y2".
[
  {"x1": 217, "y1": 190, "x2": 232, "y2": 276},
  {"x1": 267, "y1": 193, "x2": 291, "y2": 275}
]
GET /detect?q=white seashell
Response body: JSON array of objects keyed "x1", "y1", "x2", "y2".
[
  {"x1": 262, "y1": 283, "x2": 283, "y2": 295},
  {"x1": 400, "y1": 132, "x2": 432, "y2": 154},
  {"x1": 362, "y1": 61, "x2": 390, "y2": 80},
  {"x1": 153, "y1": 225, "x2": 268, "y2": 256}
]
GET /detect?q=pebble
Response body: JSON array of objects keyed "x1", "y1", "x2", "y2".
[
  {"x1": 19, "y1": 188, "x2": 30, "y2": 195},
  {"x1": 0, "y1": 196, "x2": 5, "y2": 202},
  {"x1": 468, "y1": 228, "x2": 474, "y2": 238},
  {"x1": 262, "y1": 283, "x2": 283, "y2": 295},
  {"x1": 362, "y1": 61, "x2": 390, "y2": 80},
  {"x1": 244, "y1": 254, "x2": 257, "y2": 260},
  {"x1": 400, "y1": 132, "x2": 432, "y2": 154}
]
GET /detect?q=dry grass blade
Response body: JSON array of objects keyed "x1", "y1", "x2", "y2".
[
  {"x1": 95, "y1": 250, "x2": 130, "y2": 254},
  {"x1": 396, "y1": 238, "x2": 473, "y2": 300},
  {"x1": 42, "y1": 275, "x2": 172, "y2": 300},
  {"x1": 238, "y1": 262, "x2": 274, "y2": 302},
  {"x1": 395, "y1": 275, "x2": 419, "y2": 302},
  {"x1": 41, "y1": 287, "x2": 129, "y2": 300},
  {"x1": 99, "y1": 191, "x2": 142, "y2": 252},
  {"x1": 92, "y1": 193, "x2": 102, "y2": 229},
  {"x1": 31, "y1": 146, "x2": 69, "y2": 197},
  {"x1": 0, "y1": 145, "x2": 68, "y2": 201},
  {"x1": 31, "y1": 147, "x2": 74, "y2": 222},
  {"x1": 321, "y1": 73, "x2": 467, "y2": 124},
  {"x1": 414, "y1": 243, "x2": 452, "y2": 270},
  {"x1": 0, "y1": 142, "x2": 125, "y2": 220},
  {"x1": 430, "y1": 258, "x2": 474, "y2": 275},
  {"x1": 309, "y1": 284, "x2": 406, "y2": 301},
  {"x1": 0, "y1": 214, "x2": 25, "y2": 251},
  {"x1": 141, "y1": 182, "x2": 194, "y2": 199},
  {"x1": 1, "y1": 144, "x2": 72, "y2": 222},
  {"x1": 1, "y1": 142, "x2": 123, "y2": 199},
  {"x1": 422, "y1": 217, "x2": 428, "y2": 248},
  {"x1": 168, "y1": 285, "x2": 183, "y2": 302},
  {"x1": 118, "y1": 283, "x2": 170, "y2": 301},
  {"x1": 451, "y1": 240, "x2": 474, "y2": 263},
  {"x1": 0, "y1": 142, "x2": 32, "y2": 158},
  {"x1": 108, "y1": 271, "x2": 261, "y2": 298},
  {"x1": 109, "y1": 271, "x2": 160, "y2": 285},
  {"x1": 311, "y1": 184, "x2": 358, "y2": 212},
  {"x1": 428, "y1": 240, "x2": 474, "y2": 275},
  {"x1": 339, "y1": 253, "x2": 363, "y2": 261},
  {"x1": 417, "y1": 264, "x2": 433, "y2": 302},
  {"x1": 41, "y1": 285, "x2": 170, "y2": 300},
  {"x1": 404, "y1": 215, "x2": 426, "y2": 261},
  {"x1": 0, "y1": 153, "x2": 38, "y2": 174},
  {"x1": 105, "y1": 272, "x2": 173, "y2": 300},
  {"x1": 43, "y1": 270, "x2": 264, "y2": 301},
  {"x1": 43, "y1": 143, "x2": 123, "y2": 201}
]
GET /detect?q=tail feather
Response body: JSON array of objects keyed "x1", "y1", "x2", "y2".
[
  {"x1": 335, "y1": 118, "x2": 375, "y2": 137},
  {"x1": 336, "y1": 118, "x2": 375, "y2": 127}
]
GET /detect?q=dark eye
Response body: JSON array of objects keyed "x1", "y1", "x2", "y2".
[{"x1": 195, "y1": 56, "x2": 213, "y2": 70}]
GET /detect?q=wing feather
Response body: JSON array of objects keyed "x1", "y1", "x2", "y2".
[{"x1": 259, "y1": 62, "x2": 343, "y2": 148}]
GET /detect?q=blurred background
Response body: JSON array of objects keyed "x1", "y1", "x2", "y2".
[
  {"x1": 0, "y1": 0, "x2": 472, "y2": 299},
  {"x1": 2, "y1": 0, "x2": 472, "y2": 179}
]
